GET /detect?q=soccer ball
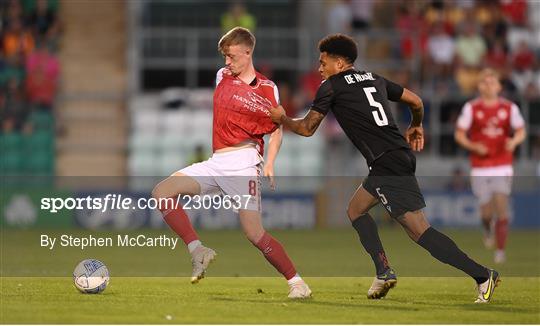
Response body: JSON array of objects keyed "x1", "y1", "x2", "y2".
[{"x1": 73, "y1": 259, "x2": 110, "y2": 294}]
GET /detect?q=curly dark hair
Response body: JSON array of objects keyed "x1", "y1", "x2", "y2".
[{"x1": 318, "y1": 34, "x2": 358, "y2": 64}]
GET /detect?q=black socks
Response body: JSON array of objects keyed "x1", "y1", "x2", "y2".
[
  {"x1": 418, "y1": 227, "x2": 489, "y2": 284},
  {"x1": 352, "y1": 214, "x2": 390, "y2": 275}
]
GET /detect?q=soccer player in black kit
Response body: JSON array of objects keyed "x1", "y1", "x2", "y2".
[{"x1": 269, "y1": 34, "x2": 500, "y2": 303}]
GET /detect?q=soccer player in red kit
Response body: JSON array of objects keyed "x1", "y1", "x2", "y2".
[
  {"x1": 151, "y1": 27, "x2": 311, "y2": 298},
  {"x1": 455, "y1": 68, "x2": 526, "y2": 264}
]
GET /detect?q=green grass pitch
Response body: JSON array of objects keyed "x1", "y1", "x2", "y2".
[{"x1": 1, "y1": 228, "x2": 539, "y2": 324}]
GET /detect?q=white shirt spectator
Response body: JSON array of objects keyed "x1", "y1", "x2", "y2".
[
  {"x1": 428, "y1": 34, "x2": 455, "y2": 64},
  {"x1": 350, "y1": 0, "x2": 374, "y2": 24},
  {"x1": 327, "y1": 0, "x2": 352, "y2": 34}
]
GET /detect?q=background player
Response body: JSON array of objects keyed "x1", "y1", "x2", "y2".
[
  {"x1": 455, "y1": 68, "x2": 526, "y2": 264},
  {"x1": 151, "y1": 27, "x2": 311, "y2": 299},
  {"x1": 270, "y1": 34, "x2": 499, "y2": 303}
]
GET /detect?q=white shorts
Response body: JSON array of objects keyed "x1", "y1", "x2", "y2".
[
  {"x1": 470, "y1": 165, "x2": 513, "y2": 205},
  {"x1": 178, "y1": 147, "x2": 262, "y2": 212}
]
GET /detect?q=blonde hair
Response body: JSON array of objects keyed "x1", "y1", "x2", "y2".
[
  {"x1": 478, "y1": 68, "x2": 500, "y2": 81},
  {"x1": 218, "y1": 27, "x2": 256, "y2": 52}
]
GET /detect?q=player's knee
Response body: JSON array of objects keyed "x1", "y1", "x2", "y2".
[
  {"x1": 151, "y1": 186, "x2": 162, "y2": 200},
  {"x1": 151, "y1": 183, "x2": 169, "y2": 201},
  {"x1": 244, "y1": 228, "x2": 265, "y2": 244},
  {"x1": 347, "y1": 204, "x2": 366, "y2": 221}
]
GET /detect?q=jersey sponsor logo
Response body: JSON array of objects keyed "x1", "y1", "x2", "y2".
[
  {"x1": 344, "y1": 72, "x2": 375, "y2": 84},
  {"x1": 231, "y1": 92, "x2": 272, "y2": 116},
  {"x1": 482, "y1": 117, "x2": 504, "y2": 138}
]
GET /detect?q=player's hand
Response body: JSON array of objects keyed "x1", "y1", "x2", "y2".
[
  {"x1": 505, "y1": 138, "x2": 517, "y2": 152},
  {"x1": 471, "y1": 142, "x2": 488, "y2": 156},
  {"x1": 269, "y1": 105, "x2": 286, "y2": 124},
  {"x1": 406, "y1": 125, "x2": 424, "y2": 152},
  {"x1": 263, "y1": 163, "x2": 276, "y2": 191}
]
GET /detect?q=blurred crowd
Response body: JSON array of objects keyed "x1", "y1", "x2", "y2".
[
  {"x1": 0, "y1": 0, "x2": 60, "y2": 135},
  {"x1": 326, "y1": 0, "x2": 539, "y2": 99}
]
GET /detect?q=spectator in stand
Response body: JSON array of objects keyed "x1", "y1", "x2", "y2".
[
  {"x1": 221, "y1": 2, "x2": 256, "y2": 34},
  {"x1": 350, "y1": 0, "x2": 373, "y2": 30},
  {"x1": 4, "y1": 77, "x2": 28, "y2": 130},
  {"x1": 485, "y1": 39, "x2": 509, "y2": 73},
  {"x1": 4, "y1": 0, "x2": 23, "y2": 26},
  {"x1": 326, "y1": 0, "x2": 352, "y2": 34},
  {"x1": 2, "y1": 17, "x2": 34, "y2": 58},
  {"x1": 455, "y1": 22, "x2": 487, "y2": 94},
  {"x1": 395, "y1": 4, "x2": 427, "y2": 60},
  {"x1": 456, "y1": 22, "x2": 487, "y2": 67},
  {"x1": 499, "y1": 0, "x2": 527, "y2": 27},
  {"x1": 511, "y1": 40, "x2": 535, "y2": 72},
  {"x1": 27, "y1": 0, "x2": 60, "y2": 41},
  {"x1": 510, "y1": 40, "x2": 537, "y2": 95},
  {"x1": 25, "y1": 40, "x2": 59, "y2": 109},
  {"x1": 426, "y1": 22, "x2": 455, "y2": 82},
  {"x1": 0, "y1": 51, "x2": 25, "y2": 86}
]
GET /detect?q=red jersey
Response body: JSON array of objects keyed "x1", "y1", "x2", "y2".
[
  {"x1": 212, "y1": 68, "x2": 279, "y2": 156},
  {"x1": 456, "y1": 97, "x2": 525, "y2": 168}
]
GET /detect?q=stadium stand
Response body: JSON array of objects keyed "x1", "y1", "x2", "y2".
[{"x1": 1, "y1": 0, "x2": 59, "y2": 176}]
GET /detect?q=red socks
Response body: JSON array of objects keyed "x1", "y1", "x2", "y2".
[
  {"x1": 495, "y1": 219, "x2": 508, "y2": 250},
  {"x1": 158, "y1": 197, "x2": 199, "y2": 245},
  {"x1": 255, "y1": 232, "x2": 297, "y2": 280}
]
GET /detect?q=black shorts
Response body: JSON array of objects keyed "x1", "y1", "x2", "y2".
[{"x1": 362, "y1": 148, "x2": 426, "y2": 219}]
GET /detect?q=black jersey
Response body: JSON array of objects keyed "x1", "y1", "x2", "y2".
[{"x1": 311, "y1": 69, "x2": 410, "y2": 166}]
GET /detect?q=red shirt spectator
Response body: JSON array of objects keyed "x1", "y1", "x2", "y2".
[
  {"x1": 25, "y1": 45, "x2": 60, "y2": 106},
  {"x1": 2, "y1": 19, "x2": 35, "y2": 58},
  {"x1": 486, "y1": 41, "x2": 508, "y2": 70},
  {"x1": 511, "y1": 41, "x2": 535, "y2": 71},
  {"x1": 500, "y1": 0, "x2": 527, "y2": 26}
]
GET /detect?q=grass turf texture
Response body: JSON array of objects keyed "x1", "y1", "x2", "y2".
[
  {"x1": 2, "y1": 277, "x2": 539, "y2": 324},
  {"x1": 1, "y1": 229, "x2": 539, "y2": 323}
]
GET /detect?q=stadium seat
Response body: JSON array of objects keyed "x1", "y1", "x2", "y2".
[
  {"x1": 132, "y1": 110, "x2": 161, "y2": 132},
  {"x1": 1, "y1": 149, "x2": 23, "y2": 174},
  {"x1": 28, "y1": 111, "x2": 54, "y2": 131},
  {"x1": 129, "y1": 131, "x2": 161, "y2": 154},
  {"x1": 128, "y1": 151, "x2": 159, "y2": 176},
  {"x1": 158, "y1": 152, "x2": 185, "y2": 176},
  {"x1": 0, "y1": 132, "x2": 23, "y2": 153}
]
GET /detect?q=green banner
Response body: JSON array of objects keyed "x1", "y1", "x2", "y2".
[{"x1": 0, "y1": 188, "x2": 74, "y2": 228}]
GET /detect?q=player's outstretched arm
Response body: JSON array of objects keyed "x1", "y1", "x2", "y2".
[
  {"x1": 400, "y1": 88, "x2": 425, "y2": 151},
  {"x1": 264, "y1": 126, "x2": 283, "y2": 190},
  {"x1": 270, "y1": 106, "x2": 325, "y2": 137}
]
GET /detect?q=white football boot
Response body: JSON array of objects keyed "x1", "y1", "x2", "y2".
[
  {"x1": 190, "y1": 245, "x2": 217, "y2": 284},
  {"x1": 288, "y1": 279, "x2": 312, "y2": 299},
  {"x1": 367, "y1": 268, "x2": 397, "y2": 299},
  {"x1": 475, "y1": 269, "x2": 500, "y2": 303}
]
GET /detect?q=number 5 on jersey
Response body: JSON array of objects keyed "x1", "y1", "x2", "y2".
[{"x1": 363, "y1": 87, "x2": 388, "y2": 126}]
